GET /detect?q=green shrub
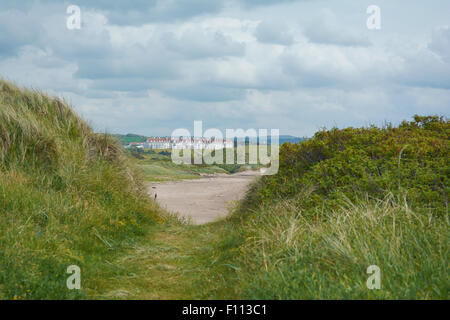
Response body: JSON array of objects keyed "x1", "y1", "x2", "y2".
[{"x1": 256, "y1": 115, "x2": 449, "y2": 216}]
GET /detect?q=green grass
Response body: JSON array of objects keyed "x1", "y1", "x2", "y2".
[
  {"x1": 127, "y1": 149, "x2": 256, "y2": 181},
  {"x1": 95, "y1": 219, "x2": 227, "y2": 299},
  {"x1": 112, "y1": 134, "x2": 148, "y2": 146},
  {"x1": 205, "y1": 194, "x2": 448, "y2": 299},
  {"x1": 0, "y1": 80, "x2": 163, "y2": 299}
]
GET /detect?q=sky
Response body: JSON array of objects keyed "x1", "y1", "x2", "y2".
[{"x1": 0, "y1": 0, "x2": 449, "y2": 137}]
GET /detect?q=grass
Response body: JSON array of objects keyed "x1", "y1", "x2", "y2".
[
  {"x1": 95, "y1": 219, "x2": 226, "y2": 299},
  {"x1": 97, "y1": 182, "x2": 448, "y2": 300},
  {"x1": 0, "y1": 80, "x2": 162, "y2": 299},
  {"x1": 131, "y1": 151, "x2": 229, "y2": 181},
  {"x1": 112, "y1": 134, "x2": 148, "y2": 146},
  {"x1": 206, "y1": 193, "x2": 448, "y2": 299},
  {"x1": 127, "y1": 149, "x2": 256, "y2": 181}
]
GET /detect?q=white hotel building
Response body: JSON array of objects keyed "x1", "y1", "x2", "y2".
[{"x1": 135, "y1": 137, "x2": 234, "y2": 150}]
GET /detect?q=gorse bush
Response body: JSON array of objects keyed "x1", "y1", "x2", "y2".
[
  {"x1": 210, "y1": 116, "x2": 449, "y2": 299},
  {"x1": 0, "y1": 80, "x2": 160, "y2": 299},
  {"x1": 256, "y1": 115, "x2": 449, "y2": 216}
]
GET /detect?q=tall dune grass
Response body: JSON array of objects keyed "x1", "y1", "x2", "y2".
[
  {"x1": 220, "y1": 195, "x2": 448, "y2": 299},
  {"x1": 0, "y1": 80, "x2": 161, "y2": 299}
]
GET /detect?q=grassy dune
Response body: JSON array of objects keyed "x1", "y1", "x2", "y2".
[
  {"x1": 0, "y1": 80, "x2": 162, "y2": 299},
  {"x1": 206, "y1": 116, "x2": 449, "y2": 299}
]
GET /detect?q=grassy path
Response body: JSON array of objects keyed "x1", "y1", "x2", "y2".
[
  {"x1": 92, "y1": 168, "x2": 259, "y2": 299},
  {"x1": 98, "y1": 220, "x2": 237, "y2": 299}
]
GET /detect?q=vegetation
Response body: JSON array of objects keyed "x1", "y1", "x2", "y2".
[
  {"x1": 126, "y1": 148, "x2": 258, "y2": 181},
  {"x1": 204, "y1": 116, "x2": 449, "y2": 299},
  {"x1": 0, "y1": 80, "x2": 161, "y2": 299},
  {"x1": 257, "y1": 116, "x2": 448, "y2": 216},
  {"x1": 112, "y1": 133, "x2": 148, "y2": 146},
  {"x1": 0, "y1": 79, "x2": 447, "y2": 300},
  {"x1": 95, "y1": 221, "x2": 225, "y2": 299}
]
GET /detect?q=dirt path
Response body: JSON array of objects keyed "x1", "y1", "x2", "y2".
[{"x1": 148, "y1": 171, "x2": 259, "y2": 224}]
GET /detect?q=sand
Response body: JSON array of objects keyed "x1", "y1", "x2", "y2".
[{"x1": 148, "y1": 171, "x2": 259, "y2": 224}]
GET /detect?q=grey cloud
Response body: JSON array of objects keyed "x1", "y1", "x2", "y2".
[
  {"x1": 0, "y1": 0, "x2": 225, "y2": 25},
  {"x1": 0, "y1": 3, "x2": 113, "y2": 61},
  {"x1": 0, "y1": 0, "x2": 306, "y2": 26},
  {"x1": 237, "y1": 0, "x2": 301, "y2": 8},
  {"x1": 396, "y1": 55, "x2": 450, "y2": 90},
  {"x1": 104, "y1": 0, "x2": 225, "y2": 25},
  {"x1": 74, "y1": 50, "x2": 179, "y2": 80},
  {"x1": 280, "y1": 48, "x2": 356, "y2": 88},
  {"x1": 162, "y1": 84, "x2": 246, "y2": 102},
  {"x1": 303, "y1": 24, "x2": 371, "y2": 47},
  {"x1": 303, "y1": 9, "x2": 371, "y2": 47},
  {"x1": 429, "y1": 26, "x2": 450, "y2": 62},
  {"x1": 0, "y1": 9, "x2": 43, "y2": 56},
  {"x1": 162, "y1": 30, "x2": 245, "y2": 59},
  {"x1": 87, "y1": 78, "x2": 159, "y2": 93},
  {"x1": 254, "y1": 20, "x2": 294, "y2": 45}
]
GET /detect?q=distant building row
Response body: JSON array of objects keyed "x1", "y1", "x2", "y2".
[{"x1": 126, "y1": 137, "x2": 234, "y2": 150}]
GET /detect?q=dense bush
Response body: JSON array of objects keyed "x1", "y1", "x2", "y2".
[{"x1": 256, "y1": 115, "x2": 449, "y2": 216}]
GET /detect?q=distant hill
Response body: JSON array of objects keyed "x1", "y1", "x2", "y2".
[
  {"x1": 113, "y1": 133, "x2": 148, "y2": 145},
  {"x1": 235, "y1": 135, "x2": 306, "y2": 146},
  {"x1": 276, "y1": 135, "x2": 306, "y2": 145}
]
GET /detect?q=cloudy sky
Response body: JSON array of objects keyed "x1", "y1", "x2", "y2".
[{"x1": 0, "y1": 0, "x2": 449, "y2": 137}]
